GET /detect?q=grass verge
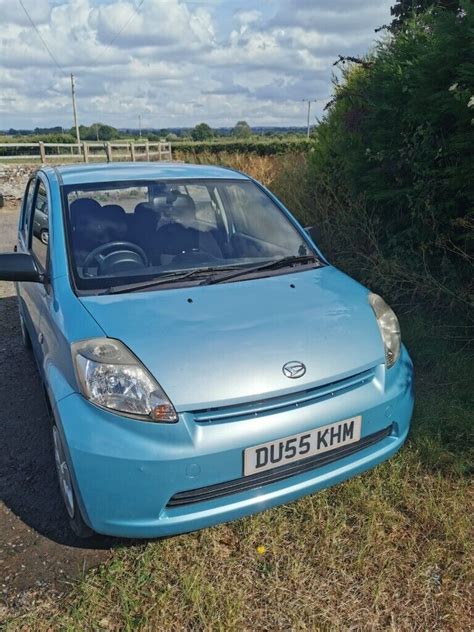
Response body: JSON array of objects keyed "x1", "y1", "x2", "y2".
[{"x1": 4, "y1": 309, "x2": 472, "y2": 631}]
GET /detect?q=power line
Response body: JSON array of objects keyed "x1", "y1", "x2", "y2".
[
  {"x1": 100, "y1": 0, "x2": 146, "y2": 57},
  {"x1": 17, "y1": 0, "x2": 66, "y2": 76}
]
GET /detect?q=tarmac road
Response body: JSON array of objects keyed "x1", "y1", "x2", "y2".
[{"x1": 0, "y1": 202, "x2": 113, "y2": 613}]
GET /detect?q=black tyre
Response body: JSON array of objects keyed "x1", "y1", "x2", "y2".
[
  {"x1": 18, "y1": 310, "x2": 32, "y2": 350},
  {"x1": 52, "y1": 425, "x2": 94, "y2": 538}
]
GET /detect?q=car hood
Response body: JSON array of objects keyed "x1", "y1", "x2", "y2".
[{"x1": 80, "y1": 266, "x2": 385, "y2": 411}]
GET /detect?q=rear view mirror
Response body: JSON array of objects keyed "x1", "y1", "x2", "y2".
[{"x1": 0, "y1": 253, "x2": 42, "y2": 283}]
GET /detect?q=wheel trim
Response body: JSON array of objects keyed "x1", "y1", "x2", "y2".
[{"x1": 53, "y1": 427, "x2": 75, "y2": 519}]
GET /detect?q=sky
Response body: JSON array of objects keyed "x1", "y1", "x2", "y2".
[{"x1": 0, "y1": 0, "x2": 394, "y2": 130}]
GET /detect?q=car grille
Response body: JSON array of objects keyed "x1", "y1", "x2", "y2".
[
  {"x1": 192, "y1": 367, "x2": 377, "y2": 424},
  {"x1": 167, "y1": 423, "x2": 394, "y2": 508}
]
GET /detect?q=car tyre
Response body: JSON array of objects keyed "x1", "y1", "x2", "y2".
[
  {"x1": 52, "y1": 424, "x2": 94, "y2": 538},
  {"x1": 18, "y1": 310, "x2": 32, "y2": 350},
  {"x1": 40, "y1": 229, "x2": 49, "y2": 245}
]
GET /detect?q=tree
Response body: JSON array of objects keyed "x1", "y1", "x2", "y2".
[
  {"x1": 390, "y1": 0, "x2": 461, "y2": 29},
  {"x1": 191, "y1": 122, "x2": 214, "y2": 141},
  {"x1": 94, "y1": 124, "x2": 120, "y2": 141},
  {"x1": 232, "y1": 120, "x2": 252, "y2": 138},
  {"x1": 72, "y1": 123, "x2": 120, "y2": 141}
]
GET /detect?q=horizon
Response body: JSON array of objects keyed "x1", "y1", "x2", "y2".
[{"x1": 1, "y1": 124, "x2": 312, "y2": 134}]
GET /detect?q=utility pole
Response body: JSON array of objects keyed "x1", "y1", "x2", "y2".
[
  {"x1": 71, "y1": 73, "x2": 81, "y2": 147},
  {"x1": 302, "y1": 97, "x2": 331, "y2": 138},
  {"x1": 302, "y1": 99, "x2": 316, "y2": 139},
  {"x1": 139, "y1": 115, "x2": 142, "y2": 138}
]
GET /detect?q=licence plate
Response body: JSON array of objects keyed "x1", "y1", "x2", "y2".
[{"x1": 243, "y1": 416, "x2": 362, "y2": 476}]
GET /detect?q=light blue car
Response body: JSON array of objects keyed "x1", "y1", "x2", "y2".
[{"x1": 0, "y1": 163, "x2": 414, "y2": 538}]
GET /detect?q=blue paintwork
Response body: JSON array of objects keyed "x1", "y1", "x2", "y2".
[
  {"x1": 80, "y1": 267, "x2": 385, "y2": 411},
  {"x1": 51, "y1": 161, "x2": 249, "y2": 186},
  {"x1": 15, "y1": 163, "x2": 414, "y2": 538}
]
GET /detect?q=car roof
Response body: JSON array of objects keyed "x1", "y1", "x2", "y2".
[{"x1": 45, "y1": 161, "x2": 249, "y2": 186}]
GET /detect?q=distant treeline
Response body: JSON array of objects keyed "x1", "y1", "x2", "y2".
[{"x1": 1, "y1": 122, "x2": 311, "y2": 144}]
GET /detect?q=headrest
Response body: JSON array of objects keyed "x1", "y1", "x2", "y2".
[
  {"x1": 134, "y1": 202, "x2": 156, "y2": 217},
  {"x1": 70, "y1": 198, "x2": 101, "y2": 228},
  {"x1": 172, "y1": 194, "x2": 196, "y2": 216},
  {"x1": 101, "y1": 204, "x2": 126, "y2": 221}
]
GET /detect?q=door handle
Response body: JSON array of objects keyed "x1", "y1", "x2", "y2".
[{"x1": 38, "y1": 333, "x2": 44, "y2": 344}]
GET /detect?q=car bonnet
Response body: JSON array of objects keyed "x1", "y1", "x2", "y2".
[{"x1": 79, "y1": 266, "x2": 385, "y2": 412}]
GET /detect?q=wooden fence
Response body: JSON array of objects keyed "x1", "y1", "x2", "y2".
[{"x1": 0, "y1": 141, "x2": 172, "y2": 163}]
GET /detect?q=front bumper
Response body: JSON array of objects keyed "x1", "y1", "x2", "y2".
[{"x1": 54, "y1": 347, "x2": 414, "y2": 538}]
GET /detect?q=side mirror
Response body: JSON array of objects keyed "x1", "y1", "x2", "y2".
[
  {"x1": 0, "y1": 252, "x2": 42, "y2": 283},
  {"x1": 304, "y1": 225, "x2": 318, "y2": 241}
]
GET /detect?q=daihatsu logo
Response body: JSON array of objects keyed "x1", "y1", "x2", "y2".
[{"x1": 282, "y1": 361, "x2": 306, "y2": 379}]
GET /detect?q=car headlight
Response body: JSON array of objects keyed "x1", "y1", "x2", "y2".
[
  {"x1": 368, "y1": 293, "x2": 401, "y2": 368},
  {"x1": 72, "y1": 338, "x2": 177, "y2": 422}
]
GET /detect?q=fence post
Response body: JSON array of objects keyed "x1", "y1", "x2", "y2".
[
  {"x1": 130, "y1": 142, "x2": 136, "y2": 162},
  {"x1": 39, "y1": 142, "x2": 46, "y2": 164},
  {"x1": 106, "y1": 142, "x2": 112, "y2": 162},
  {"x1": 145, "y1": 141, "x2": 150, "y2": 162}
]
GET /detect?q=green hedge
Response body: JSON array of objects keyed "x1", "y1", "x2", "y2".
[
  {"x1": 308, "y1": 5, "x2": 473, "y2": 312},
  {"x1": 172, "y1": 138, "x2": 312, "y2": 156}
]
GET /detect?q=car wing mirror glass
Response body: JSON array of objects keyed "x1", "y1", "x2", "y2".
[{"x1": 0, "y1": 252, "x2": 42, "y2": 283}]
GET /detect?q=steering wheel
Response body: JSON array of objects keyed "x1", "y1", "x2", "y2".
[{"x1": 83, "y1": 241, "x2": 149, "y2": 276}]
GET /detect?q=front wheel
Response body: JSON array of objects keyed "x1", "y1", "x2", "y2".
[
  {"x1": 18, "y1": 309, "x2": 32, "y2": 350},
  {"x1": 52, "y1": 425, "x2": 93, "y2": 538}
]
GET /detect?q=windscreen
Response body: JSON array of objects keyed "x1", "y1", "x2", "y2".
[{"x1": 63, "y1": 179, "x2": 314, "y2": 291}]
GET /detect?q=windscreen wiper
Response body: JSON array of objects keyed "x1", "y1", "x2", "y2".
[
  {"x1": 203, "y1": 254, "x2": 322, "y2": 286},
  {"x1": 102, "y1": 266, "x2": 242, "y2": 295}
]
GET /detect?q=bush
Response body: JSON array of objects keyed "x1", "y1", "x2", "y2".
[
  {"x1": 174, "y1": 138, "x2": 312, "y2": 156},
  {"x1": 308, "y1": 5, "x2": 473, "y2": 313}
]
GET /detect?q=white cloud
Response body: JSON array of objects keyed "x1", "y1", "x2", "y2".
[
  {"x1": 94, "y1": 0, "x2": 215, "y2": 50},
  {"x1": 0, "y1": 0, "x2": 393, "y2": 129},
  {"x1": 0, "y1": 0, "x2": 51, "y2": 26},
  {"x1": 234, "y1": 10, "x2": 262, "y2": 26}
]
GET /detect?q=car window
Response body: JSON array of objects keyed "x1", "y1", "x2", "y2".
[
  {"x1": 68, "y1": 186, "x2": 148, "y2": 213},
  {"x1": 63, "y1": 179, "x2": 313, "y2": 292},
  {"x1": 20, "y1": 178, "x2": 36, "y2": 245},
  {"x1": 31, "y1": 182, "x2": 49, "y2": 270},
  {"x1": 225, "y1": 182, "x2": 304, "y2": 251},
  {"x1": 185, "y1": 184, "x2": 218, "y2": 228}
]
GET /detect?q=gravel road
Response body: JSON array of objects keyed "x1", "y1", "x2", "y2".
[{"x1": 0, "y1": 202, "x2": 112, "y2": 613}]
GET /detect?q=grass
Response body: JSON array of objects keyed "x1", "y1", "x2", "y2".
[{"x1": 4, "y1": 311, "x2": 472, "y2": 631}]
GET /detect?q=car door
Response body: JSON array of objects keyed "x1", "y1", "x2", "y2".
[{"x1": 17, "y1": 176, "x2": 51, "y2": 369}]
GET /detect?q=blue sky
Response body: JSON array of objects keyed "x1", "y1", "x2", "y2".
[{"x1": 0, "y1": 0, "x2": 394, "y2": 129}]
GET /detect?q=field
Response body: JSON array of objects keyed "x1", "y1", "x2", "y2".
[{"x1": 1, "y1": 154, "x2": 472, "y2": 631}]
